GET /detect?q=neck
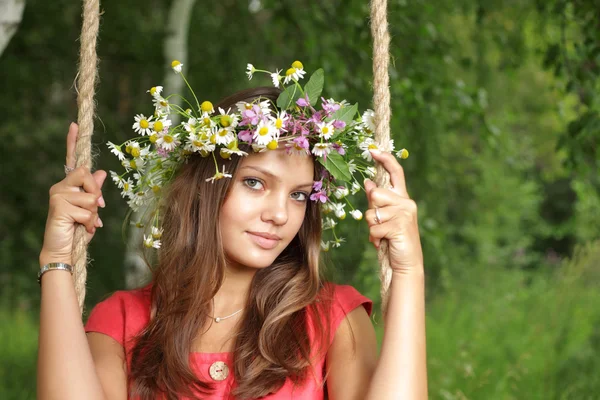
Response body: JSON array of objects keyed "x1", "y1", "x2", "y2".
[{"x1": 212, "y1": 263, "x2": 257, "y2": 315}]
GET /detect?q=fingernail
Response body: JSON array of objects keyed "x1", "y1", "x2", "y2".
[
  {"x1": 97, "y1": 217, "x2": 103, "y2": 227},
  {"x1": 369, "y1": 149, "x2": 381, "y2": 155},
  {"x1": 98, "y1": 196, "x2": 106, "y2": 208}
]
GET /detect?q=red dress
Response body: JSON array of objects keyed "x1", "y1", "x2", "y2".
[{"x1": 84, "y1": 283, "x2": 372, "y2": 399}]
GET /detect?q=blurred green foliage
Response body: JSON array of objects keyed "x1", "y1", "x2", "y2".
[{"x1": 1, "y1": 0, "x2": 599, "y2": 398}]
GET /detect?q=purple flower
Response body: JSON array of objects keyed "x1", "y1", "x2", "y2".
[
  {"x1": 293, "y1": 136, "x2": 309, "y2": 150},
  {"x1": 156, "y1": 147, "x2": 170, "y2": 158},
  {"x1": 333, "y1": 120, "x2": 346, "y2": 130},
  {"x1": 332, "y1": 142, "x2": 346, "y2": 155},
  {"x1": 310, "y1": 111, "x2": 323, "y2": 124},
  {"x1": 238, "y1": 130, "x2": 253, "y2": 143},
  {"x1": 296, "y1": 95, "x2": 310, "y2": 107},
  {"x1": 310, "y1": 190, "x2": 328, "y2": 203},
  {"x1": 312, "y1": 180, "x2": 323, "y2": 191},
  {"x1": 321, "y1": 97, "x2": 341, "y2": 115}
]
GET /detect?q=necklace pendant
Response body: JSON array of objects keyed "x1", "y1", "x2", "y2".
[{"x1": 215, "y1": 317, "x2": 221, "y2": 323}]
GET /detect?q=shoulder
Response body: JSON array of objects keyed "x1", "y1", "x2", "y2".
[
  {"x1": 311, "y1": 283, "x2": 373, "y2": 343},
  {"x1": 84, "y1": 283, "x2": 152, "y2": 348}
]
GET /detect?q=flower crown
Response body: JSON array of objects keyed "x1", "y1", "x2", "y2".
[{"x1": 107, "y1": 60, "x2": 409, "y2": 251}]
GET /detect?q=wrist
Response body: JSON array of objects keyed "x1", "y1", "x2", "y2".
[
  {"x1": 392, "y1": 266, "x2": 425, "y2": 280},
  {"x1": 39, "y1": 250, "x2": 72, "y2": 268}
]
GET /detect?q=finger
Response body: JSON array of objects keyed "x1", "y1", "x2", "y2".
[
  {"x1": 369, "y1": 149, "x2": 409, "y2": 198},
  {"x1": 66, "y1": 122, "x2": 78, "y2": 169},
  {"x1": 92, "y1": 170, "x2": 107, "y2": 208},
  {"x1": 63, "y1": 201, "x2": 98, "y2": 234},
  {"x1": 64, "y1": 167, "x2": 101, "y2": 198},
  {"x1": 59, "y1": 192, "x2": 100, "y2": 214},
  {"x1": 366, "y1": 186, "x2": 404, "y2": 208},
  {"x1": 363, "y1": 178, "x2": 378, "y2": 209},
  {"x1": 364, "y1": 206, "x2": 395, "y2": 227}
]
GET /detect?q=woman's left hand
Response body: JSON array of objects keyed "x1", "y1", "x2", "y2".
[{"x1": 363, "y1": 149, "x2": 424, "y2": 275}]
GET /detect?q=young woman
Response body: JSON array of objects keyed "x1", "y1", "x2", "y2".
[{"x1": 37, "y1": 85, "x2": 427, "y2": 399}]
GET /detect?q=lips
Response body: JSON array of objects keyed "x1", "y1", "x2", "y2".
[
  {"x1": 247, "y1": 231, "x2": 281, "y2": 240},
  {"x1": 247, "y1": 231, "x2": 281, "y2": 250}
]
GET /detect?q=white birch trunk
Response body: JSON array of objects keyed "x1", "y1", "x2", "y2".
[
  {"x1": 0, "y1": 0, "x2": 26, "y2": 58},
  {"x1": 124, "y1": 0, "x2": 198, "y2": 289}
]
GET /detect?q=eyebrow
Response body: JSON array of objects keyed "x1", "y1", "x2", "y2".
[{"x1": 240, "y1": 165, "x2": 314, "y2": 189}]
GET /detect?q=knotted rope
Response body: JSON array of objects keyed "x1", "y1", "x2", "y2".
[
  {"x1": 370, "y1": 0, "x2": 393, "y2": 317},
  {"x1": 72, "y1": 0, "x2": 100, "y2": 313}
]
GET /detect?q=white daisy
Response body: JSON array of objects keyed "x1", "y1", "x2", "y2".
[
  {"x1": 236, "y1": 101, "x2": 254, "y2": 114},
  {"x1": 257, "y1": 99, "x2": 273, "y2": 116},
  {"x1": 110, "y1": 171, "x2": 123, "y2": 187},
  {"x1": 151, "y1": 117, "x2": 172, "y2": 134},
  {"x1": 212, "y1": 127, "x2": 235, "y2": 146},
  {"x1": 182, "y1": 117, "x2": 198, "y2": 133},
  {"x1": 362, "y1": 109, "x2": 376, "y2": 132},
  {"x1": 206, "y1": 165, "x2": 233, "y2": 183},
  {"x1": 320, "y1": 241, "x2": 331, "y2": 251},
  {"x1": 283, "y1": 64, "x2": 307, "y2": 84},
  {"x1": 156, "y1": 130, "x2": 180, "y2": 151},
  {"x1": 217, "y1": 107, "x2": 239, "y2": 129},
  {"x1": 351, "y1": 181, "x2": 361, "y2": 195},
  {"x1": 316, "y1": 121, "x2": 335, "y2": 140},
  {"x1": 107, "y1": 142, "x2": 126, "y2": 161},
  {"x1": 365, "y1": 166, "x2": 377, "y2": 178},
  {"x1": 311, "y1": 142, "x2": 332, "y2": 158},
  {"x1": 171, "y1": 60, "x2": 183, "y2": 73},
  {"x1": 347, "y1": 159, "x2": 357, "y2": 174},
  {"x1": 120, "y1": 178, "x2": 134, "y2": 198},
  {"x1": 359, "y1": 139, "x2": 379, "y2": 162},
  {"x1": 322, "y1": 217, "x2": 337, "y2": 230},
  {"x1": 350, "y1": 210, "x2": 363, "y2": 220},
  {"x1": 220, "y1": 146, "x2": 248, "y2": 157},
  {"x1": 253, "y1": 120, "x2": 276, "y2": 146},
  {"x1": 271, "y1": 69, "x2": 282, "y2": 88},
  {"x1": 152, "y1": 96, "x2": 171, "y2": 115},
  {"x1": 151, "y1": 226, "x2": 164, "y2": 240},
  {"x1": 143, "y1": 234, "x2": 161, "y2": 249},
  {"x1": 269, "y1": 110, "x2": 289, "y2": 133},
  {"x1": 147, "y1": 86, "x2": 163, "y2": 98},
  {"x1": 332, "y1": 202, "x2": 346, "y2": 220},
  {"x1": 246, "y1": 63, "x2": 255, "y2": 80},
  {"x1": 133, "y1": 114, "x2": 154, "y2": 136},
  {"x1": 333, "y1": 186, "x2": 349, "y2": 199},
  {"x1": 332, "y1": 237, "x2": 345, "y2": 248}
]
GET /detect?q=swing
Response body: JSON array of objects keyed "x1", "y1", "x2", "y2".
[{"x1": 70, "y1": 0, "x2": 394, "y2": 316}]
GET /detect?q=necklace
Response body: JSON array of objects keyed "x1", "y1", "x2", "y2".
[{"x1": 209, "y1": 298, "x2": 244, "y2": 323}]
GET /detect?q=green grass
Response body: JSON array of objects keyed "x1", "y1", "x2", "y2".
[{"x1": 0, "y1": 309, "x2": 38, "y2": 399}]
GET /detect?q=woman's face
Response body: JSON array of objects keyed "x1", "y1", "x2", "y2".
[{"x1": 219, "y1": 149, "x2": 315, "y2": 271}]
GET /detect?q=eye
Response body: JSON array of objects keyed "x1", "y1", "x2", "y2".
[
  {"x1": 243, "y1": 178, "x2": 264, "y2": 190},
  {"x1": 291, "y1": 192, "x2": 308, "y2": 202}
]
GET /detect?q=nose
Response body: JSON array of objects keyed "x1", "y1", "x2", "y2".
[{"x1": 261, "y1": 191, "x2": 288, "y2": 226}]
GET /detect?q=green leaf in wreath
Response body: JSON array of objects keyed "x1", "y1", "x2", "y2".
[
  {"x1": 304, "y1": 68, "x2": 324, "y2": 106},
  {"x1": 326, "y1": 103, "x2": 358, "y2": 126},
  {"x1": 276, "y1": 85, "x2": 302, "y2": 110},
  {"x1": 317, "y1": 151, "x2": 352, "y2": 182}
]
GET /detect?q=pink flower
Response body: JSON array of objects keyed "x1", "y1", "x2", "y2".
[
  {"x1": 332, "y1": 142, "x2": 346, "y2": 155},
  {"x1": 238, "y1": 130, "x2": 253, "y2": 143},
  {"x1": 296, "y1": 95, "x2": 310, "y2": 107},
  {"x1": 333, "y1": 120, "x2": 346, "y2": 130},
  {"x1": 310, "y1": 190, "x2": 328, "y2": 203}
]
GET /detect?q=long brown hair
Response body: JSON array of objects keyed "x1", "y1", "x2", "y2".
[{"x1": 128, "y1": 87, "x2": 332, "y2": 399}]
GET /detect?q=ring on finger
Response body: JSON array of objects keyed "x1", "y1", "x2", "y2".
[
  {"x1": 64, "y1": 164, "x2": 75, "y2": 175},
  {"x1": 374, "y1": 207, "x2": 382, "y2": 224}
]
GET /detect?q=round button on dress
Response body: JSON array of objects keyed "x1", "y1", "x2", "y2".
[{"x1": 209, "y1": 361, "x2": 230, "y2": 381}]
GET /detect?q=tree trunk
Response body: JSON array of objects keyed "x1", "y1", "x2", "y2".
[
  {"x1": 0, "y1": 0, "x2": 26, "y2": 58},
  {"x1": 124, "y1": 0, "x2": 198, "y2": 289}
]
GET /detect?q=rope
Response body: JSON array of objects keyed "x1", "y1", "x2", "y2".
[
  {"x1": 72, "y1": 0, "x2": 100, "y2": 314},
  {"x1": 370, "y1": 0, "x2": 393, "y2": 317}
]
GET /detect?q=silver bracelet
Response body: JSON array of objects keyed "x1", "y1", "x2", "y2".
[{"x1": 38, "y1": 262, "x2": 73, "y2": 285}]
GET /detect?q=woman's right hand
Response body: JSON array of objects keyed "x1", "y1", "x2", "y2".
[{"x1": 39, "y1": 122, "x2": 107, "y2": 267}]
